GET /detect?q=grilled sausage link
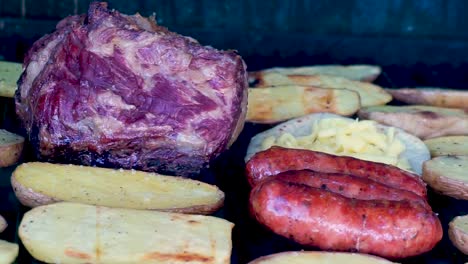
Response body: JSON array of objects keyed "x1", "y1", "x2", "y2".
[
  {"x1": 246, "y1": 146, "x2": 427, "y2": 197},
  {"x1": 274, "y1": 170, "x2": 430, "y2": 209},
  {"x1": 249, "y1": 177, "x2": 442, "y2": 259}
]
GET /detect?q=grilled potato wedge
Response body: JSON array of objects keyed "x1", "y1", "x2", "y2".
[
  {"x1": 12, "y1": 162, "x2": 224, "y2": 214},
  {"x1": 358, "y1": 105, "x2": 468, "y2": 139},
  {"x1": 0, "y1": 129, "x2": 24, "y2": 167},
  {"x1": 449, "y1": 215, "x2": 468, "y2": 255},
  {"x1": 387, "y1": 88, "x2": 468, "y2": 110},
  {"x1": 0, "y1": 240, "x2": 18, "y2": 264},
  {"x1": 246, "y1": 86, "x2": 360, "y2": 123},
  {"x1": 248, "y1": 251, "x2": 397, "y2": 264},
  {"x1": 250, "y1": 64, "x2": 381, "y2": 82},
  {"x1": 424, "y1": 136, "x2": 468, "y2": 157},
  {"x1": 19, "y1": 202, "x2": 233, "y2": 264},
  {"x1": 423, "y1": 156, "x2": 468, "y2": 200},
  {"x1": 0, "y1": 61, "x2": 22, "y2": 98},
  {"x1": 252, "y1": 72, "x2": 390, "y2": 107},
  {"x1": 0, "y1": 214, "x2": 6, "y2": 233}
]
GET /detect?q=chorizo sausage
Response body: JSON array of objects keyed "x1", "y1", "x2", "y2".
[
  {"x1": 246, "y1": 146, "x2": 426, "y2": 197},
  {"x1": 249, "y1": 177, "x2": 442, "y2": 258},
  {"x1": 274, "y1": 170, "x2": 430, "y2": 209}
]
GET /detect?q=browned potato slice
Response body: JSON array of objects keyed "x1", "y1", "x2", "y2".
[
  {"x1": 0, "y1": 129, "x2": 24, "y2": 167},
  {"x1": 12, "y1": 162, "x2": 224, "y2": 214},
  {"x1": 424, "y1": 136, "x2": 468, "y2": 157},
  {"x1": 423, "y1": 156, "x2": 468, "y2": 200},
  {"x1": 449, "y1": 215, "x2": 468, "y2": 255},
  {"x1": 386, "y1": 88, "x2": 468, "y2": 110},
  {"x1": 250, "y1": 64, "x2": 381, "y2": 82},
  {"x1": 0, "y1": 215, "x2": 6, "y2": 233},
  {"x1": 248, "y1": 251, "x2": 397, "y2": 264},
  {"x1": 246, "y1": 86, "x2": 360, "y2": 123},
  {"x1": 19, "y1": 202, "x2": 233, "y2": 264},
  {"x1": 0, "y1": 240, "x2": 18, "y2": 264},
  {"x1": 358, "y1": 105, "x2": 468, "y2": 139},
  {"x1": 0, "y1": 61, "x2": 22, "y2": 98},
  {"x1": 252, "y1": 72, "x2": 390, "y2": 107}
]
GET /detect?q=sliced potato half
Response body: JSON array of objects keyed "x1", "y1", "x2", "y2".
[
  {"x1": 449, "y1": 215, "x2": 468, "y2": 255},
  {"x1": 246, "y1": 86, "x2": 360, "y2": 123},
  {"x1": 358, "y1": 105, "x2": 468, "y2": 139},
  {"x1": 0, "y1": 215, "x2": 6, "y2": 233},
  {"x1": 424, "y1": 136, "x2": 468, "y2": 157},
  {"x1": 0, "y1": 240, "x2": 18, "y2": 264},
  {"x1": 250, "y1": 64, "x2": 381, "y2": 82},
  {"x1": 0, "y1": 61, "x2": 22, "y2": 98},
  {"x1": 423, "y1": 156, "x2": 468, "y2": 200},
  {"x1": 386, "y1": 88, "x2": 468, "y2": 110},
  {"x1": 0, "y1": 129, "x2": 24, "y2": 167},
  {"x1": 12, "y1": 162, "x2": 224, "y2": 214},
  {"x1": 252, "y1": 72, "x2": 391, "y2": 107},
  {"x1": 246, "y1": 113, "x2": 430, "y2": 175},
  {"x1": 19, "y1": 202, "x2": 233, "y2": 264},
  {"x1": 248, "y1": 251, "x2": 397, "y2": 264}
]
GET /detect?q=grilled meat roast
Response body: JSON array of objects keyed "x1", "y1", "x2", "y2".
[{"x1": 15, "y1": 2, "x2": 248, "y2": 176}]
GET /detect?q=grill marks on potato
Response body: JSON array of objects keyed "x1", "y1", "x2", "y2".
[
  {"x1": 246, "y1": 86, "x2": 360, "y2": 123},
  {"x1": 19, "y1": 203, "x2": 233, "y2": 264},
  {"x1": 358, "y1": 105, "x2": 468, "y2": 139},
  {"x1": 142, "y1": 252, "x2": 214, "y2": 262}
]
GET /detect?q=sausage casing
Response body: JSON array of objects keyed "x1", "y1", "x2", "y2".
[
  {"x1": 249, "y1": 177, "x2": 442, "y2": 258},
  {"x1": 246, "y1": 147, "x2": 427, "y2": 197},
  {"x1": 274, "y1": 170, "x2": 430, "y2": 209}
]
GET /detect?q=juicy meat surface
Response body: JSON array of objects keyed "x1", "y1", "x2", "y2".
[
  {"x1": 16, "y1": 2, "x2": 248, "y2": 176},
  {"x1": 246, "y1": 147, "x2": 427, "y2": 197},
  {"x1": 250, "y1": 177, "x2": 443, "y2": 258}
]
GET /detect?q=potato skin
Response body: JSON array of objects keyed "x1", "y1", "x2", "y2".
[
  {"x1": 358, "y1": 105, "x2": 468, "y2": 140},
  {"x1": 387, "y1": 88, "x2": 468, "y2": 110},
  {"x1": 250, "y1": 177, "x2": 442, "y2": 259},
  {"x1": 11, "y1": 175, "x2": 60, "y2": 208},
  {"x1": 449, "y1": 216, "x2": 468, "y2": 255},
  {"x1": 247, "y1": 251, "x2": 396, "y2": 264},
  {"x1": 422, "y1": 169, "x2": 468, "y2": 200},
  {"x1": 0, "y1": 215, "x2": 6, "y2": 233},
  {"x1": 11, "y1": 171, "x2": 224, "y2": 214},
  {"x1": 246, "y1": 146, "x2": 427, "y2": 198},
  {"x1": 275, "y1": 170, "x2": 430, "y2": 209},
  {"x1": 422, "y1": 157, "x2": 468, "y2": 200},
  {"x1": 0, "y1": 142, "x2": 23, "y2": 167}
]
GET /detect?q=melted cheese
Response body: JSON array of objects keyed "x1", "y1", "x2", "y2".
[{"x1": 261, "y1": 118, "x2": 411, "y2": 170}]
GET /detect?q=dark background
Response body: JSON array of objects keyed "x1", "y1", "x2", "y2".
[
  {"x1": 1, "y1": 0, "x2": 468, "y2": 72},
  {"x1": 1, "y1": 0, "x2": 468, "y2": 263},
  {"x1": 2, "y1": 0, "x2": 468, "y2": 87}
]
